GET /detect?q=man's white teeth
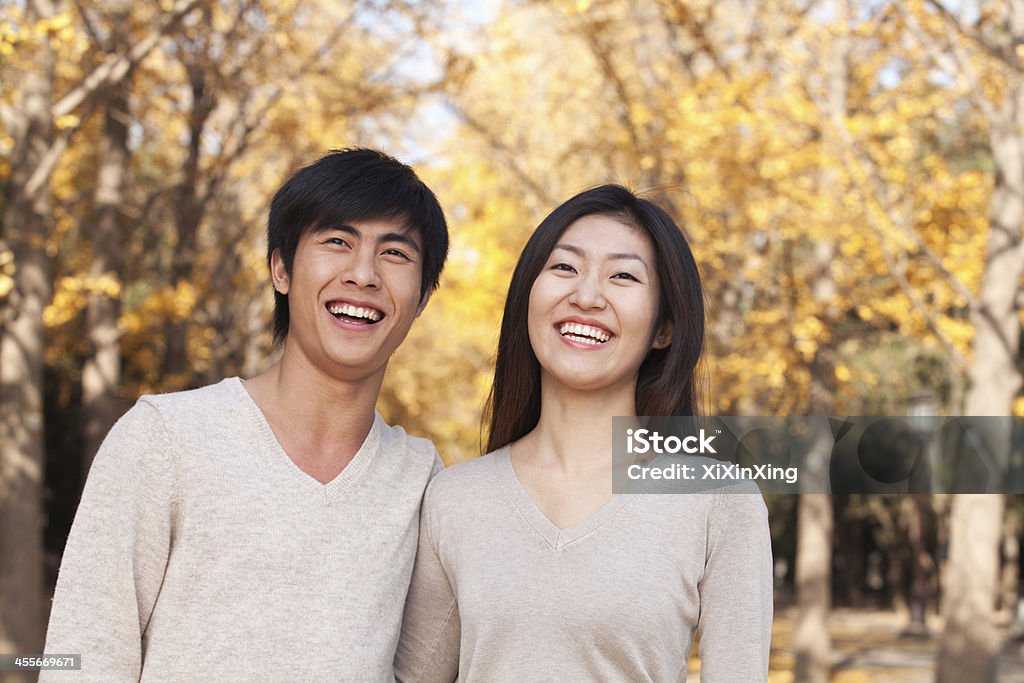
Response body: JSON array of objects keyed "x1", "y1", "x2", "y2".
[
  {"x1": 328, "y1": 303, "x2": 382, "y2": 322},
  {"x1": 558, "y1": 322, "x2": 609, "y2": 343}
]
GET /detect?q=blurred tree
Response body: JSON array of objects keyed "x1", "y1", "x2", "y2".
[
  {"x1": 794, "y1": 2, "x2": 853, "y2": 679},
  {"x1": 0, "y1": 0, "x2": 58, "y2": 658},
  {"x1": 0, "y1": 0, "x2": 204, "y2": 655},
  {"x1": 81, "y1": 1, "x2": 132, "y2": 476},
  {"x1": 906, "y1": 1, "x2": 1024, "y2": 679}
]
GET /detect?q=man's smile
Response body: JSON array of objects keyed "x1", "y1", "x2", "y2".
[{"x1": 326, "y1": 299, "x2": 385, "y2": 324}]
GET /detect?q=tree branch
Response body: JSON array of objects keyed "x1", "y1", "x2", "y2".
[
  {"x1": 576, "y1": 20, "x2": 644, "y2": 157},
  {"x1": 899, "y1": 3, "x2": 998, "y2": 122},
  {"x1": 69, "y1": 0, "x2": 104, "y2": 51},
  {"x1": 52, "y1": 0, "x2": 205, "y2": 119},
  {"x1": 0, "y1": 104, "x2": 25, "y2": 159},
  {"x1": 446, "y1": 102, "x2": 557, "y2": 208},
  {"x1": 877, "y1": 233, "x2": 970, "y2": 373},
  {"x1": 809, "y1": 80, "x2": 980, "y2": 311},
  {"x1": 802, "y1": 83, "x2": 974, "y2": 372},
  {"x1": 661, "y1": 0, "x2": 731, "y2": 80},
  {"x1": 26, "y1": 96, "x2": 101, "y2": 197},
  {"x1": 925, "y1": 0, "x2": 1024, "y2": 74}
]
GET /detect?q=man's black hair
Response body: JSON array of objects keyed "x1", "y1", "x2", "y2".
[{"x1": 266, "y1": 148, "x2": 449, "y2": 344}]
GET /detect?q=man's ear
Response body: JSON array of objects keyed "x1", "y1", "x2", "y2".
[
  {"x1": 415, "y1": 289, "x2": 432, "y2": 318},
  {"x1": 270, "y1": 249, "x2": 290, "y2": 295},
  {"x1": 652, "y1": 318, "x2": 673, "y2": 350}
]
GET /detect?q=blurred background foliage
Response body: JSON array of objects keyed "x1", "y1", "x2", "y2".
[{"x1": 3, "y1": 0, "x2": 1024, "y2": 680}]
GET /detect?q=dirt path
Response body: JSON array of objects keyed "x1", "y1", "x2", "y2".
[{"x1": 688, "y1": 607, "x2": 1024, "y2": 682}]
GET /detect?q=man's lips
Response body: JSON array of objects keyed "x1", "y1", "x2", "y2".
[{"x1": 326, "y1": 299, "x2": 385, "y2": 324}]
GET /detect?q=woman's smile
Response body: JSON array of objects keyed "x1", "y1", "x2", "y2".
[{"x1": 555, "y1": 319, "x2": 613, "y2": 346}]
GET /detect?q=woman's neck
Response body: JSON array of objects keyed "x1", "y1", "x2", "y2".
[{"x1": 514, "y1": 377, "x2": 636, "y2": 476}]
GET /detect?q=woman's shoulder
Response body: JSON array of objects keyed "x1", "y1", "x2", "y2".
[
  {"x1": 425, "y1": 447, "x2": 508, "y2": 505},
  {"x1": 636, "y1": 456, "x2": 768, "y2": 525}
]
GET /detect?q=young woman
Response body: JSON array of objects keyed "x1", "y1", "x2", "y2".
[{"x1": 395, "y1": 185, "x2": 772, "y2": 681}]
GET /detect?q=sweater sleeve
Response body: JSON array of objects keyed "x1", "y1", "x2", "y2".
[
  {"x1": 41, "y1": 399, "x2": 175, "y2": 682},
  {"x1": 394, "y1": 483, "x2": 460, "y2": 683},
  {"x1": 696, "y1": 489, "x2": 773, "y2": 682}
]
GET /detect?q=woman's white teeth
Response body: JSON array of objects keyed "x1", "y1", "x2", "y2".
[
  {"x1": 558, "y1": 322, "x2": 609, "y2": 343},
  {"x1": 328, "y1": 303, "x2": 382, "y2": 321}
]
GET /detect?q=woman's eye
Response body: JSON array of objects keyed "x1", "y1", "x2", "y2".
[
  {"x1": 551, "y1": 263, "x2": 577, "y2": 273},
  {"x1": 612, "y1": 272, "x2": 640, "y2": 282}
]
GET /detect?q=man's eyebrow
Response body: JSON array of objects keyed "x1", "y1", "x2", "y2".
[
  {"x1": 379, "y1": 231, "x2": 421, "y2": 254},
  {"x1": 317, "y1": 223, "x2": 361, "y2": 238},
  {"x1": 554, "y1": 243, "x2": 648, "y2": 265}
]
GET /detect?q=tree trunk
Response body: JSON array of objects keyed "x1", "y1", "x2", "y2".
[
  {"x1": 1001, "y1": 506, "x2": 1020, "y2": 619},
  {"x1": 795, "y1": 240, "x2": 838, "y2": 683},
  {"x1": 795, "y1": 343, "x2": 836, "y2": 683},
  {"x1": 936, "y1": 2, "x2": 1024, "y2": 678},
  {"x1": 0, "y1": 0, "x2": 56, "y2": 659},
  {"x1": 162, "y1": 58, "x2": 214, "y2": 386},
  {"x1": 81, "y1": 83, "x2": 129, "y2": 475},
  {"x1": 938, "y1": 496, "x2": 1006, "y2": 682},
  {"x1": 794, "y1": 2, "x2": 850, "y2": 676},
  {"x1": 794, "y1": 493, "x2": 833, "y2": 683},
  {"x1": 907, "y1": 494, "x2": 931, "y2": 634}
]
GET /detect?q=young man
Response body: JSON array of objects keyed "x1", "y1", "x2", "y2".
[{"x1": 42, "y1": 149, "x2": 449, "y2": 681}]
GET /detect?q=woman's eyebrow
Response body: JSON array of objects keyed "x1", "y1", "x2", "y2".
[
  {"x1": 555, "y1": 243, "x2": 647, "y2": 266},
  {"x1": 553, "y1": 243, "x2": 584, "y2": 256},
  {"x1": 608, "y1": 252, "x2": 646, "y2": 264}
]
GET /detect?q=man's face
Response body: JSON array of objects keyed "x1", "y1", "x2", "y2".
[{"x1": 271, "y1": 217, "x2": 427, "y2": 382}]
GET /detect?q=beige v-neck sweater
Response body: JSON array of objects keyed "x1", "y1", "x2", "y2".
[
  {"x1": 395, "y1": 447, "x2": 773, "y2": 682},
  {"x1": 42, "y1": 377, "x2": 440, "y2": 682}
]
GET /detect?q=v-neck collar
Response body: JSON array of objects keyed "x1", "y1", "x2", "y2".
[
  {"x1": 493, "y1": 445, "x2": 633, "y2": 550},
  {"x1": 232, "y1": 377, "x2": 380, "y2": 505}
]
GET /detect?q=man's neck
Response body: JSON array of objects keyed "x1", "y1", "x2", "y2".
[{"x1": 243, "y1": 346, "x2": 385, "y2": 484}]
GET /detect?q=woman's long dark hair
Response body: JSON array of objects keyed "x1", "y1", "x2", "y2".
[{"x1": 484, "y1": 184, "x2": 706, "y2": 453}]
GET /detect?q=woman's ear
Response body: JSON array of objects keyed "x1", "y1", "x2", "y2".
[
  {"x1": 270, "y1": 249, "x2": 290, "y2": 295},
  {"x1": 652, "y1": 319, "x2": 673, "y2": 349}
]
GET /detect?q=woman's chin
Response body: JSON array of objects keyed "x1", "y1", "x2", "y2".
[{"x1": 541, "y1": 367, "x2": 635, "y2": 396}]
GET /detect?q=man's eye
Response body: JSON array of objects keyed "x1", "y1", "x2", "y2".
[
  {"x1": 383, "y1": 249, "x2": 410, "y2": 260},
  {"x1": 325, "y1": 237, "x2": 349, "y2": 247}
]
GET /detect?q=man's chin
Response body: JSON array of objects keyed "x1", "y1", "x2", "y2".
[{"x1": 320, "y1": 354, "x2": 391, "y2": 382}]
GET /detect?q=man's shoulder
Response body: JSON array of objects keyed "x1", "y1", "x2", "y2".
[
  {"x1": 376, "y1": 416, "x2": 440, "y2": 468},
  {"x1": 138, "y1": 377, "x2": 245, "y2": 416},
  {"x1": 123, "y1": 377, "x2": 254, "y2": 447}
]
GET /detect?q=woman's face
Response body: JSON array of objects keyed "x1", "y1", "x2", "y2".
[{"x1": 527, "y1": 214, "x2": 670, "y2": 396}]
